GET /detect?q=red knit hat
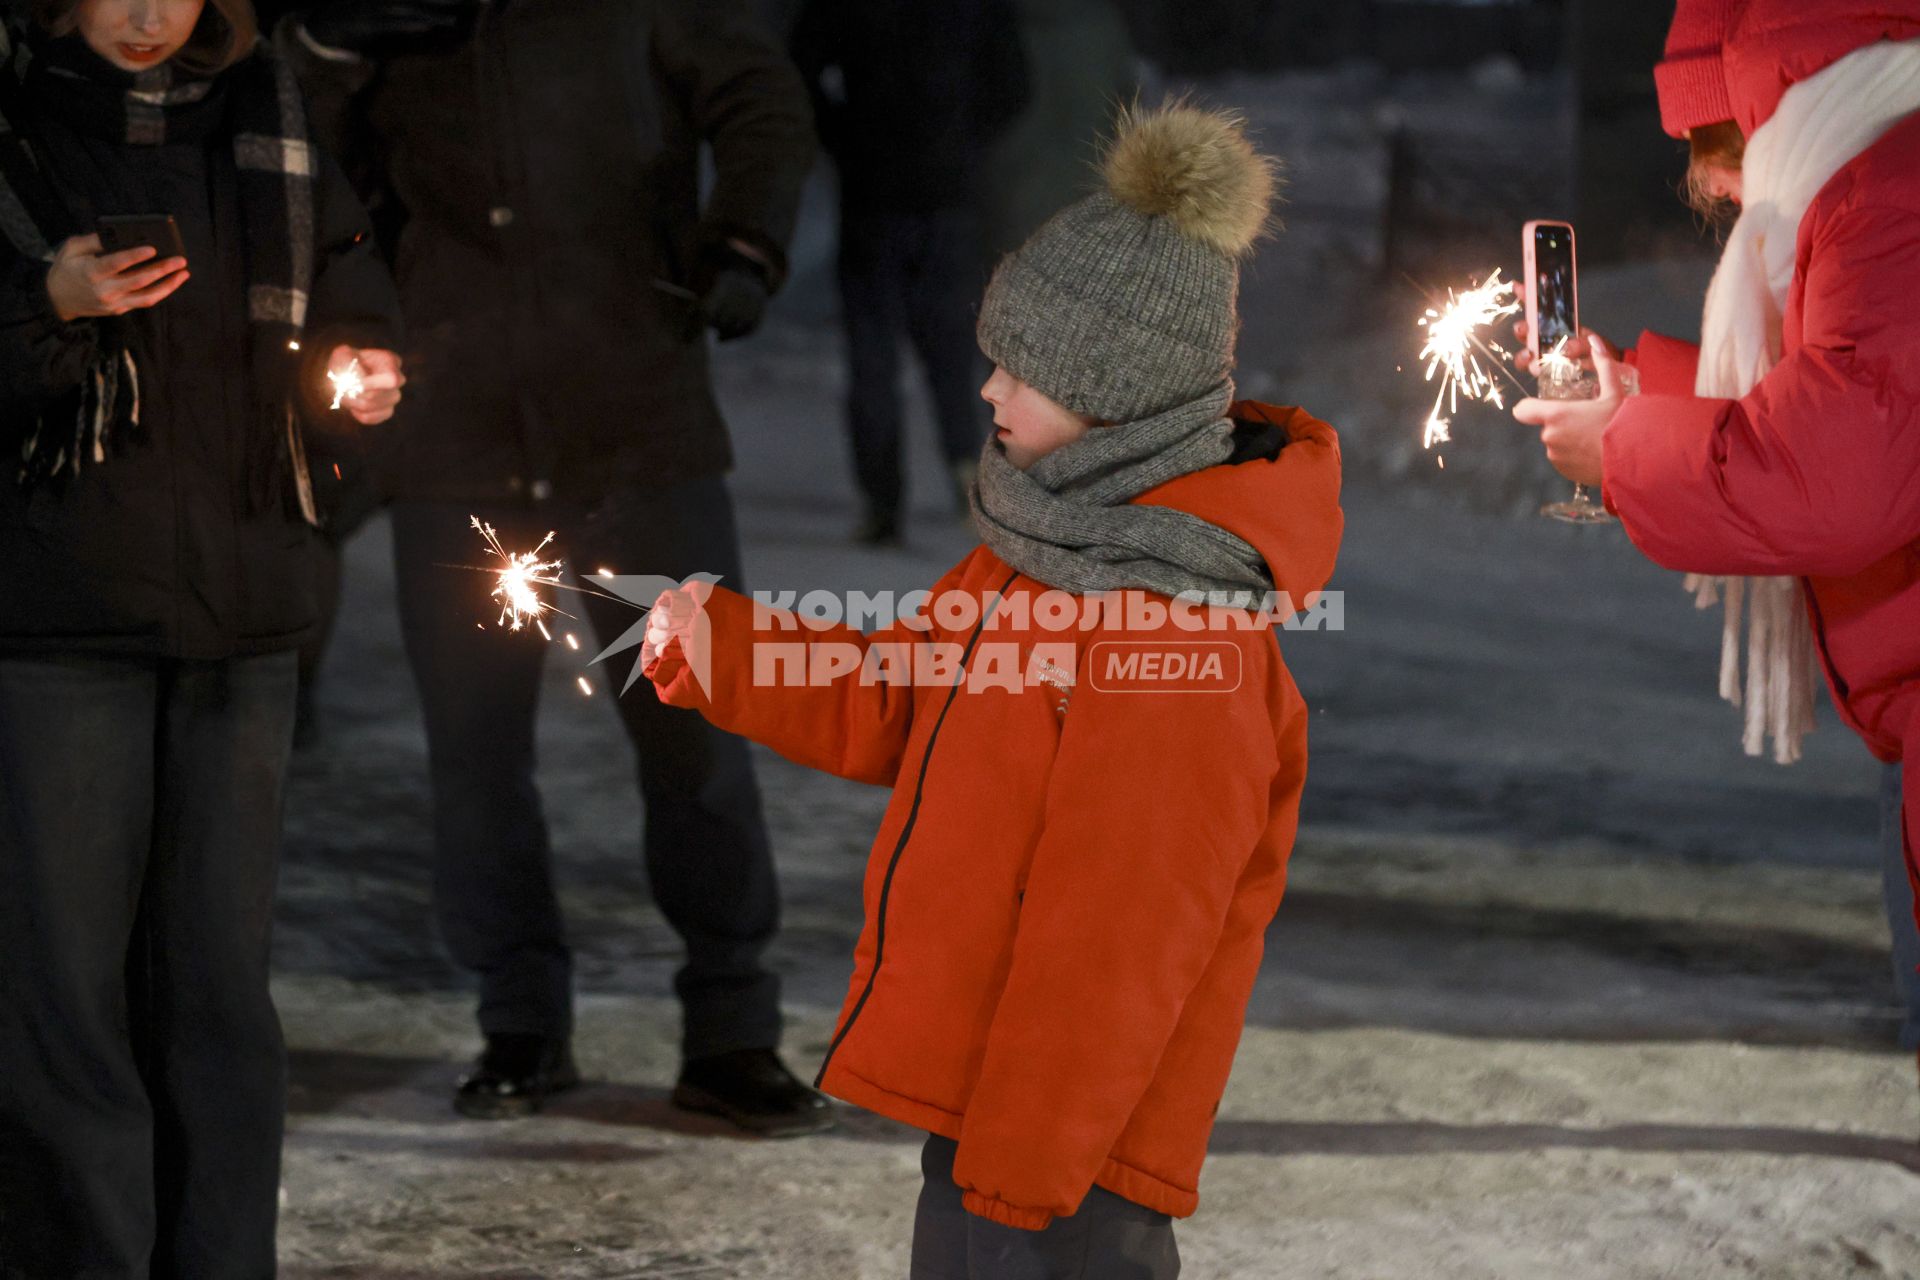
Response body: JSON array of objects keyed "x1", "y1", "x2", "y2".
[{"x1": 1654, "y1": 0, "x2": 1738, "y2": 138}]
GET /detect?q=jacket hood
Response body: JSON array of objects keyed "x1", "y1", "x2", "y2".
[
  {"x1": 1724, "y1": 0, "x2": 1920, "y2": 134},
  {"x1": 1655, "y1": 0, "x2": 1738, "y2": 138},
  {"x1": 1131, "y1": 401, "x2": 1344, "y2": 607}
]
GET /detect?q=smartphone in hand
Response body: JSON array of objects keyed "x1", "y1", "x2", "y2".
[
  {"x1": 97, "y1": 214, "x2": 187, "y2": 263},
  {"x1": 1522, "y1": 219, "x2": 1578, "y2": 362}
]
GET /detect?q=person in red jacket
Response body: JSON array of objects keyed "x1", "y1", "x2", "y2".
[
  {"x1": 1515, "y1": 0, "x2": 1920, "y2": 1073},
  {"x1": 633, "y1": 103, "x2": 1342, "y2": 1277}
]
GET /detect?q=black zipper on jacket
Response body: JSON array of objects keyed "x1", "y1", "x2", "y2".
[{"x1": 814, "y1": 569, "x2": 1020, "y2": 1087}]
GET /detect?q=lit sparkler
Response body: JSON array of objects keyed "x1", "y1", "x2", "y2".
[
  {"x1": 1536, "y1": 334, "x2": 1578, "y2": 383},
  {"x1": 1414, "y1": 269, "x2": 1522, "y2": 453},
  {"x1": 327, "y1": 357, "x2": 366, "y2": 411},
  {"x1": 470, "y1": 516, "x2": 564, "y2": 632}
]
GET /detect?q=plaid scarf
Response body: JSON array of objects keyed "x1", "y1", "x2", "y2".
[
  {"x1": 0, "y1": 27, "x2": 321, "y2": 522},
  {"x1": 969, "y1": 381, "x2": 1275, "y2": 603}
]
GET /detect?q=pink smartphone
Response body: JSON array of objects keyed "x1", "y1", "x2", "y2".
[{"x1": 1522, "y1": 219, "x2": 1578, "y2": 362}]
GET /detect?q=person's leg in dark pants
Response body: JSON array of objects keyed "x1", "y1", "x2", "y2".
[
  {"x1": 574, "y1": 477, "x2": 780, "y2": 1057},
  {"x1": 910, "y1": 1135, "x2": 1180, "y2": 1280},
  {"x1": 294, "y1": 533, "x2": 342, "y2": 748},
  {"x1": 1883, "y1": 762, "x2": 1920, "y2": 1051},
  {"x1": 391, "y1": 502, "x2": 573, "y2": 1042},
  {"x1": 0, "y1": 655, "x2": 160, "y2": 1278},
  {"x1": 905, "y1": 207, "x2": 991, "y2": 497},
  {"x1": 140, "y1": 652, "x2": 298, "y2": 1278},
  {"x1": 839, "y1": 205, "x2": 912, "y2": 540}
]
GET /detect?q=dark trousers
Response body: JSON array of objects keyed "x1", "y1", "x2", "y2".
[
  {"x1": 0, "y1": 652, "x2": 296, "y2": 1279},
  {"x1": 910, "y1": 1136, "x2": 1180, "y2": 1280},
  {"x1": 838, "y1": 205, "x2": 990, "y2": 520},
  {"x1": 1881, "y1": 762, "x2": 1920, "y2": 1048},
  {"x1": 388, "y1": 475, "x2": 781, "y2": 1058}
]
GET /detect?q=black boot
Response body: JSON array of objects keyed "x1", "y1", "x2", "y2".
[
  {"x1": 673, "y1": 1048, "x2": 834, "y2": 1137},
  {"x1": 453, "y1": 1033, "x2": 580, "y2": 1119}
]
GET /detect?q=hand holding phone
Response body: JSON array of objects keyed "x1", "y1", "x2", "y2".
[
  {"x1": 45, "y1": 232, "x2": 189, "y2": 322},
  {"x1": 97, "y1": 214, "x2": 187, "y2": 262},
  {"x1": 1514, "y1": 222, "x2": 1618, "y2": 379}
]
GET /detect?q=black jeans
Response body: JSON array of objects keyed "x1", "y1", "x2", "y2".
[
  {"x1": 837, "y1": 205, "x2": 990, "y2": 520},
  {"x1": 910, "y1": 1136, "x2": 1181, "y2": 1280},
  {"x1": 0, "y1": 651, "x2": 296, "y2": 1280},
  {"x1": 388, "y1": 475, "x2": 781, "y2": 1058}
]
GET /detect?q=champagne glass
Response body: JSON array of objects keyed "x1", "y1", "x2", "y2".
[{"x1": 1537, "y1": 353, "x2": 1636, "y2": 524}]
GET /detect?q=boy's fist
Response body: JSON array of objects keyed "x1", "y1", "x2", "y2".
[{"x1": 642, "y1": 581, "x2": 712, "y2": 669}]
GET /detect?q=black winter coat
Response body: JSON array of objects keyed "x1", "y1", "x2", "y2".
[
  {"x1": 285, "y1": 0, "x2": 816, "y2": 504},
  {"x1": 0, "y1": 57, "x2": 401, "y2": 659},
  {"x1": 789, "y1": 0, "x2": 1028, "y2": 215}
]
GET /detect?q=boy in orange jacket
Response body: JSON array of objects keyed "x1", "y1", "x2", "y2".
[{"x1": 636, "y1": 103, "x2": 1342, "y2": 1277}]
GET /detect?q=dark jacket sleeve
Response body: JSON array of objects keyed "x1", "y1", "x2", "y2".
[
  {"x1": 0, "y1": 248, "x2": 99, "y2": 405},
  {"x1": 973, "y1": 0, "x2": 1031, "y2": 146},
  {"x1": 786, "y1": 0, "x2": 844, "y2": 162},
  {"x1": 654, "y1": 0, "x2": 816, "y2": 286}
]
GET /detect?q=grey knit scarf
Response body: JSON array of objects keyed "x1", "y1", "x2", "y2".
[{"x1": 969, "y1": 381, "x2": 1274, "y2": 602}]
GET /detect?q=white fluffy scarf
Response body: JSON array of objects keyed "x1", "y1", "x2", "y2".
[{"x1": 1684, "y1": 38, "x2": 1920, "y2": 765}]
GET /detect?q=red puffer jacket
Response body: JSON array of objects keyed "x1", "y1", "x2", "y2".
[
  {"x1": 648, "y1": 404, "x2": 1342, "y2": 1228},
  {"x1": 1602, "y1": 1, "x2": 1920, "y2": 905}
]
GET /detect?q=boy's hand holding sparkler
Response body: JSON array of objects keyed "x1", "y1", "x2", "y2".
[
  {"x1": 641, "y1": 582, "x2": 713, "y2": 668},
  {"x1": 326, "y1": 345, "x2": 405, "y2": 425},
  {"x1": 1513, "y1": 334, "x2": 1630, "y2": 487}
]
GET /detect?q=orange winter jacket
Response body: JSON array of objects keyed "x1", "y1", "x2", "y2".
[{"x1": 647, "y1": 403, "x2": 1343, "y2": 1229}]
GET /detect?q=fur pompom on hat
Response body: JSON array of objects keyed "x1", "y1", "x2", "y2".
[
  {"x1": 977, "y1": 101, "x2": 1282, "y2": 423},
  {"x1": 1102, "y1": 101, "x2": 1279, "y2": 257}
]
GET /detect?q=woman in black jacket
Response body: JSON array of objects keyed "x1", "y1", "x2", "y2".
[{"x1": 0, "y1": 0, "x2": 401, "y2": 1271}]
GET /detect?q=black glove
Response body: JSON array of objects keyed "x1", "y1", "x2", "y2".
[
  {"x1": 301, "y1": 0, "x2": 480, "y2": 58},
  {"x1": 697, "y1": 264, "x2": 771, "y2": 342}
]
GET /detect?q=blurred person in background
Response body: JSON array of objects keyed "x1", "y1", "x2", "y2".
[
  {"x1": 980, "y1": 0, "x2": 1135, "y2": 259},
  {"x1": 790, "y1": 0, "x2": 1028, "y2": 546},
  {"x1": 283, "y1": 0, "x2": 831, "y2": 1134},
  {"x1": 1515, "y1": 0, "x2": 1920, "y2": 1086},
  {"x1": 0, "y1": 0, "x2": 402, "y2": 1268}
]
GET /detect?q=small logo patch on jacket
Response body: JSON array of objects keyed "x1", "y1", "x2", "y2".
[{"x1": 1030, "y1": 651, "x2": 1076, "y2": 715}]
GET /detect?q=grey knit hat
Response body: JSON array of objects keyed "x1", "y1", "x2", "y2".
[{"x1": 977, "y1": 101, "x2": 1281, "y2": 423}]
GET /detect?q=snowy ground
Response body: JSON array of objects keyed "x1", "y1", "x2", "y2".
[
  {"x1": 277, "y1": 61, "x2": 1916, "y2": 1265},
  {"x1": 272, "y1": 289, "x2": 1920, "y2": 1278}
]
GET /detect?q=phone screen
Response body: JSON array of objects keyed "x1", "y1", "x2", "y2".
[{"x1": 1531, "y1": 223, "x2": 1577, "y2": 354}]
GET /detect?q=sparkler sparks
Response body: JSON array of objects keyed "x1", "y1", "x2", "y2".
[
  {"x1": 1537, "y1": 334, "x2": 1578, "y2": 383},
  {"x1": 470, "y1": 517, "x2": 563, "y2": 632},
  {"x1": 1414, "y1": 269, "x2": 1522, "y2": 453},
  {"x1": 327, "y1": 358, "x2": 366, "y2": 411}
]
